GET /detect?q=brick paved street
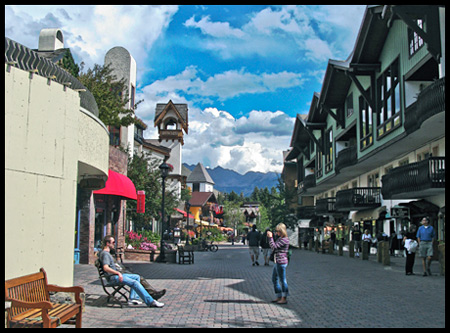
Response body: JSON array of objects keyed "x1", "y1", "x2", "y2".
[{"x1": 72, "y1": 243, "x2": 445, "y2": 328}]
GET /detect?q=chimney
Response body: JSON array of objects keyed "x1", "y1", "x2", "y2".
[{"x1": 38, "y1": 28, "x2": 64, "y2": 51}]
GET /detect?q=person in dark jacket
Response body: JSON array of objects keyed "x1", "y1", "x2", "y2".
[
  {"x1": 260, "y1": 228, "x2": 272, "y2": 266},
  {"x1": 247, "y1": 224, "x2": 261, "y2": 266}
]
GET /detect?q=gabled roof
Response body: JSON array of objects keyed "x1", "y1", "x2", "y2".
[
  {"x1": 154, "y1": 100, "x2": 188, "y2": 133},
  {"x1": 189, "y1": 192, "x2": 217, "y2": 207},
  {"x1": 186, "y1": 163, "x2": 215, "y2": 185}
]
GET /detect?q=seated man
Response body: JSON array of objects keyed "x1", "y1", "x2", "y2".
[
  {"x1": 99, "y1": 235, "x2": 164, "y2": 308},
  {"x1": 110, "y1": 248, "x2": 166, "y2": 301}
]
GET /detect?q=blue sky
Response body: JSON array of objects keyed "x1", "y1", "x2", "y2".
[{"x1": 5, "y1": 5, "x2": 366, "y2": 174}]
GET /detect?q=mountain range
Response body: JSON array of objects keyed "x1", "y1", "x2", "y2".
[{"x1": 183, "y1": 163, "x2": 280, "y2": 196}]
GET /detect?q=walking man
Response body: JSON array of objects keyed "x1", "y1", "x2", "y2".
[
  {"x1": 416, "y1": 217, "x2": 436, "y2": 276},
  {"x1": 247, "y1": 224, "x2": 261, "y2": 266}
]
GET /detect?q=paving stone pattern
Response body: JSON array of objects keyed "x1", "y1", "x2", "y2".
[{"x1": 72, "y1": 243, "x2": 445, "y2": 328}]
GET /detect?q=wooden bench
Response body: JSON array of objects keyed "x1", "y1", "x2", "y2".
[
  {"x1": 5, "y1": 268, "x2": 84, "y2": 328},
  {"x1": 94, "y1": 259, "x2": 131, "y2": 308},
  {"x1": 178, "y1": 245, "x2": 194, "y2": 264}
]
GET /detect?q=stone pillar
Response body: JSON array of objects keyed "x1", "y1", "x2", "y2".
[
  {"x1": 377, "y1": 242, "x2": 383, "y2": 263},
  {"x1": 362, "y1": 241, "x2": 369, "y2": 260},
  {"x1": 349, "y1": 240, "x2": 355, "y2": 258},
  {"x1": 438, "y1": 243, "x2": 445, "y2": 276},
  {"x1": 382, "y1": 241, "x2": 390, "y2": 266}
]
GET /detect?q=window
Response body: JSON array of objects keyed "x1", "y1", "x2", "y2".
[
  {"x1": 316, "y1": 138, "x2": 323, "y2": 179},
  {"x1": 130, "y1": 84, "x2": 136, "y2": 110},
  {"x1": 325, "y1": 128, "x2": 333, "y2": 173},
  {"x1": 359, "y1": 95, "x2": 373, "y2": 150},
  {"x1": 346, "y1": 93, "x2": 354, "y2": 118},
  {"x1": 408, "y1": 19, "x2": 424, "y2": 57},
  {"x1": 377, "y1": 59, "x2": 402, "y2": 138},
  {"x1": 368, "y1": 172, "x2": 380, "y2": 187},
  {"x1": 109, "y1": 126, "x2": 120, "y2": 146}
]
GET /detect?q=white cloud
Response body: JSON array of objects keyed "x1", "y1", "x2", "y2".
[
  {"x1": 184, "y1": 5, "x2": 366, "y2": 62},
  {"x1": 5, "y1": 5, "x2": 179, "y2": 79},
  {"x1": 184, "y1": 15, "x2": 245, "y2": 38},
  {"x1": 143, "y1": 66, "x2": 304, "y2": 102}
]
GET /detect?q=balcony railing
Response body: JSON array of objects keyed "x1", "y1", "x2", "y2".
[
  {"x1": 382, "y1": 157, "x2": 445, "y2": 199},
  {"x1": 335, "y1": 187, "x2": 381, "y2": 212},
  {"x1": 315, "y1": 198, "x2": 336, "y2": 215},
  {"x1": 298, "y1": 174, "x2": 316, "y2": 194},
  {"x1": 335, "y1": 145, "x2": 357, "y2": 173},
  {"x1": 297, "y1": 206, "x2": 316, "y2": 220},
  {"x1": 405, "y1": 77, "x2": 445, "y2": 134}
]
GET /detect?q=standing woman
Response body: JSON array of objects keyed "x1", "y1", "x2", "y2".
[{"x1": 267, "y1": 223, "x2": 290, "y2": 304}]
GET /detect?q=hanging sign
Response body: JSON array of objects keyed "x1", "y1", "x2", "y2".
[{"x1": 137, "y1": 191, "x2": 145, "y2": 213}]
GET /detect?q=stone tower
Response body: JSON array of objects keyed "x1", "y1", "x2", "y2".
[{"x1": 104, "y1": 47, "x2": 137, "y2": 155}]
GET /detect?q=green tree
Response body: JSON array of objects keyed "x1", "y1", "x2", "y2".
[
  {"x1": 78, "y1": 63, "x2": 136, "y2": 127},
  {"x1": 126, "y1": 150, "x2": 179, "y2": 231},
  {"x1": 59, "y1": 50, "x2": 80, "y2": 78}
]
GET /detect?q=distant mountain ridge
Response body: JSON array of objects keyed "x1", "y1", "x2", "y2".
[{"x1": 183, "y1": 163, "x2": 279, "y2": 196}]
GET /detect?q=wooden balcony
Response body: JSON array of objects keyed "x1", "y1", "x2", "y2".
[
  {"x1": 297, "y1": 206, "x2": 316, "y2": 220},
  {"x1": 315, "y1": 198, "x2": 336, "y2": 215},
  {"x1": 405, "y1": 77, "x2": 445, "y2": 134},
  {"x1": 298, "y1": 174, "x2": 316, "y2": 195},
  {"x1": 335, "y1": 187, "x2": 381, "y2": 212},
  {"x1": 335, "y1": 145, "x2": 357, "y2": 173},
  {"x1": 382, "y1": 157, "x2": 445, "y2": 200}
]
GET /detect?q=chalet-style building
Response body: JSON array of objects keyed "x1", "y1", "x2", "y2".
[{"x1": 283, "y1": 6, "x2": 445, "y2": 263}]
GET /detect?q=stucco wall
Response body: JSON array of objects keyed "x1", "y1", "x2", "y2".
[{"x1": 5, "y1": 64, "x2": 108, "y2": 286}]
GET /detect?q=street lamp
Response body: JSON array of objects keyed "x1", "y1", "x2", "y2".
[
  {"x1": 185, "y1": 201, "x2": 191, "y2": 244},
  {"x1": 159, "y1": 162, "x2": 171, "y2": 262}
]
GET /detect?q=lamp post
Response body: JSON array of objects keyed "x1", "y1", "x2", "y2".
[
  {"x1": 159, "y1": 162, "x2": 170, "y2": 262},
  {"x1": 185, "y1": 201, "x2": 191, "y2": 244}
]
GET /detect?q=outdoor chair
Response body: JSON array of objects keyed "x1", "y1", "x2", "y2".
[{"x1": 94, "y1": 259, "x2": 130, "y2": 308}]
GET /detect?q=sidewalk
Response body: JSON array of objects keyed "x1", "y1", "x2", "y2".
[{"x1": 71, "y1": 243, "x2": 445, "y2": 328}]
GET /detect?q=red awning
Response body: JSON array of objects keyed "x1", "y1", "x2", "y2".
[
  {"x1": 93, "y1": 169, "x2": 137, "y2": 200},
  {"x1": 174, "y1": 208, "x2": 195, "y2": 219}
]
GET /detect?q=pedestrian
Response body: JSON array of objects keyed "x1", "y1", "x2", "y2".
[
  {"x1": 260, "y1": 227, "x2": 272, "y2": 266},
  {"x1": 99, "y1": 235, "x2": 165, "y2": 308},
  {"x1": 416, "y1": 217, "x2": 436, "y2": 276},
  {"x1": 247, "y1": 224, "x2": 261, "y2": 266},
  {"x1": 330, "y1": 230, "x2": 336, "y2": 250},
  {"x1": 267, "y1": 223, "x2": 289, "y2": 305},
  {"x1": 403, "y1": 225, "x2": 418, "y2": 275},
  {"x1": 352, "y1": 225, "x2": 362, "y2": 258},
  {"x1": 362, "y1": 229, "x2": 372, "y2": 254}
]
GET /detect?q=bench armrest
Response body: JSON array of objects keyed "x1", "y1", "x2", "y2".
[
  {"x1": 47, "y1": 285, "x2": 84, "y2": 304},
  {"x1": 7, "y1": 298, "x2": 53, "y2": 310}
]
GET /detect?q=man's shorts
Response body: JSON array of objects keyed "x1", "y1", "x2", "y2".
[
  {"x1": 419, "y1": 241, "x2": 433, "y2": 258},
  {"x1": 262, "y1": 248, "x2": 271, "y2": 257},
  {"x1": 249, "y1": 246, "x2": 259, "y2": 257}
]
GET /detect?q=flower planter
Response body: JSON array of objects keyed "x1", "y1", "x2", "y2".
[{"x1": 124, "y1": 249, "x2": 160, "y2": 262}]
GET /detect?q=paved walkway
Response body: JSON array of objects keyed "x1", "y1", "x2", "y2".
[{"x1": 72, "y1": 243, "x2": 445, "y2": 328}]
